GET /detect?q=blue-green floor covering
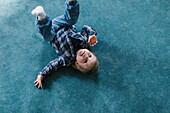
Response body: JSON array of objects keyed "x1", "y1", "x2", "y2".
[{"x1": 0, "y1": 0, "x2": 169, "y2": 113}]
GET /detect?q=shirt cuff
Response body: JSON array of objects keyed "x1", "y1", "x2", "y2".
[
  {"x1": 38, "y1": 72, "x2": 46, "y2": 79},
  {"x1": 89, "y1": 31, "x2": 97, "y2": 36},
  {"x1": 36, "y1": 16, "x2": 49, "y2": 25}
]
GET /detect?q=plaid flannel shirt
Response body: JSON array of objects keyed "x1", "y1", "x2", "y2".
[{"x1": 38, "y1": 25, "x2": 97, "y2": 77}]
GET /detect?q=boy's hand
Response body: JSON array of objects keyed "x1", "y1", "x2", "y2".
[
  {"x1": 34, "y1": 75, "x2": 43, "y2": 89},
  {"x1": 88, "y1": 35, "x2": 98, "y2": 46}
]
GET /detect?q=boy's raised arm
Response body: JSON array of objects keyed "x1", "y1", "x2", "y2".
[{"x1": 80, "y1": 25, "x2": 97, "y2": 47}]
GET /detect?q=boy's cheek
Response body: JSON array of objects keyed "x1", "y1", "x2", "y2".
[
  {"x1": 77, "y1": 57, "x2": 83, "y2": 62},
  {"x1": 76, "y1": 56, "x2": 80, "y2": 62}
]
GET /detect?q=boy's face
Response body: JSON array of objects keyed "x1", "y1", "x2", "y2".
[{"x1": 76, "y1": 49, "x2": 97, "y2": 71}]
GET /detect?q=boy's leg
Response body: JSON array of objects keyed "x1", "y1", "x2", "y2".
[
  {"x1": 36, "y1": 17, "x2": 55, "y2": 41},
  {"x1": 52, "y1": 0, "x2": 79, "y2": 28},
  {"x1": 32, "y1": 6, "x2": 55, "y2": 41}
]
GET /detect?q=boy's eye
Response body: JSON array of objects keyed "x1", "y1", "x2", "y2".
[
  {"x1": 84, "y1": 60, "x2": 87, "y2": 63},
  {"x1": 89, "y1": 55, "x2": 92, "y2": 58}
]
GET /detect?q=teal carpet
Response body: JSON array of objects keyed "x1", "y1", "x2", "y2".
[{"x1": 0, "y1": 0, "x2": 169, "y2": 113}]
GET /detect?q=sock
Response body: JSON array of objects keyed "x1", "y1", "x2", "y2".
[{"x1": 31, "y1": 6, "x2": 46, "y2": 19}]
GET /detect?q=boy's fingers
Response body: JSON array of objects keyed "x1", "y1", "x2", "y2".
[
  {"x1": 38, "y1": 84, "x2": 42, "y2": 89},
  {"x1": 34, "y1": 82, "x2": 39, "y2": 86},
  {"x1": 34, "y1": 80, "x2": 37, "y2": 83},
  {"x1": 88, "y1": 38, "x2": 90, "y2": 43}
]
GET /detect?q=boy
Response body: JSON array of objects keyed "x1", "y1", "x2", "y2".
[{"x1": 32, "y1": 0, "x2": 98, "y2": 89}]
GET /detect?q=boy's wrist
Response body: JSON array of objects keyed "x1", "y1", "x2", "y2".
[{"x1": 38, "y1": 75, "x2": 43, "y2": 80}]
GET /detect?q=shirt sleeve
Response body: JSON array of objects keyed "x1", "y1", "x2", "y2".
[
  {"x1": 81, "y1": 25, "x2": 97, "y2": 37},
  {"x1": 38, "y1": 55, "x2": 70, "y2": 78},
  {"x1": 79, "y1": 25, "x2": 97, "y2": 48},
  {"x1": 69, "y1": 25, "x2": 97, "y2": 48}
]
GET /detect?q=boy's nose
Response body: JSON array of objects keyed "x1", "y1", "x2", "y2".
[{"x1": 83, "y1": 53, "x2": 88, "y2": 58}]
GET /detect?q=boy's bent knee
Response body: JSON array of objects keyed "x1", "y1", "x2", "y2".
[
  {"x1": 43, "y1": 34, "x2": 54, "y2": 41},
  {"x1": 43, "y1": 36, "x2": 54, "y2": 41},
  {"x1": 43, "y1": 31, "x2": 55, "y2": 41}
]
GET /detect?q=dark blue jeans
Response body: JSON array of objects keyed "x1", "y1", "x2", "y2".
[{"x1": 36, "y1": 0, "x2": 79, "y2": 41}]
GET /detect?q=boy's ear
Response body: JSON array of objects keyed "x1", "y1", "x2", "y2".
[
  {"x1": 72, "y1": 62, "x2": 87, "y2": 74},
  {"x1": 72, "y1": 61, "x2": 79, "y2": 69}
]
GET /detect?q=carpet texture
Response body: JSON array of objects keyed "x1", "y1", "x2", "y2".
[{"x1": 0, "y1": 0, "x2": 169, "y2": 113}]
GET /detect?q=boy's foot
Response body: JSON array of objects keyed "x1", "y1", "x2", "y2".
[{"x1": 31, "y1": 6, "x2": 46, "y2": 19}]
